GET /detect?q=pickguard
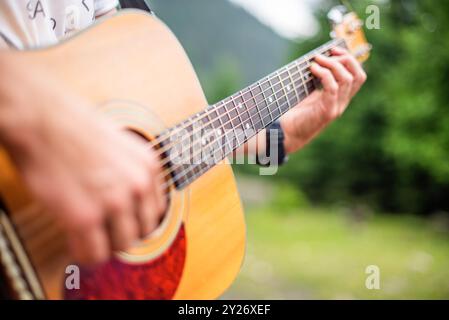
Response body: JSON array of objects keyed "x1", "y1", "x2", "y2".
[{"x1": 64, "y1": 225, "x2": 186, "y2": 300}]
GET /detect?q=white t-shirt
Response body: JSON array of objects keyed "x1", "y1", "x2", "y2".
[{"x1": 0, "y1": 0, "x2": 119, "y2": 49}]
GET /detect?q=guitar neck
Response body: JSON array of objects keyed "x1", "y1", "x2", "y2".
[{"x1": 160, "y1": 38, "x2": 346, "y2": 190}]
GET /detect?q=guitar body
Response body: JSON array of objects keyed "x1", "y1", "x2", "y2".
[{"x1": 0, "y1": 11, "x2": 245, "y2": 299}]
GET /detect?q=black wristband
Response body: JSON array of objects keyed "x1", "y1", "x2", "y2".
[{"x1": 256, "y1": 121, "x2": 288, "y2": 167}]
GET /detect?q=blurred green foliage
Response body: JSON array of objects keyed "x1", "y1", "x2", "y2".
[
  {"x1": 269, "y1": 183, "x2": 310, "y2": 212},
  {"x1": 267, "y1": 0, "x2": 449, "y2": 215},
  {"x1": 201, "y1": 56, "x2": 243, "y2": 104}
]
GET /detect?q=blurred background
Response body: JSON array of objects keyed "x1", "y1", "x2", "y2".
[{"x1": 146, "y1": 0, "x2": 449, "y2": 299}]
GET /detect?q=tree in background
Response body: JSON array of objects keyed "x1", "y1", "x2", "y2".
[{"x1": 275, "y1": 0, "x2": 449, "y2": 215}]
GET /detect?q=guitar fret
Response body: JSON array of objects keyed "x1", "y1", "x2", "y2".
[
  {"x1": 194, "y1": 114, "x2": 204, "y2": 167},
  {"x1": 240, "y1": 87, "x2": 253, "y2": 139},
  {"x1": 204, "y1": 112, "x2": 219, "y2": 165},
  {"x1": 299, "y1": 59, "x2": 310, "y2": 96},
  {"x1": 170, "y1": 39, "x2": 345, "y2": 190},
  {"x1": 177, "y1": 122, "x2": 195, "y2": 187},
  {"x1": 227, "y1": 100, "x2": 240, "y2": 150},
  {"x1": 231, "y1": 97, "x2": 245, "y2": 148},
  {"x1": 256, "y1": 82, "x2": 265, "y2": 130},
  {"x1": 287, "y1": 89, "x2": 297, "y2": 105},
  {"x1": 250, "y1": 83, "x2": 264, "y2": 132},
  {"x1": 257, "y1": 78, "x2": 266, "y2": 128},
  {"x1": 265, "y1": 81, "x2": 274, "y2": 126},
  {"x1": 293, "y1": 60, "x2": 306, "y2": 100},
  {"x1": 247, "y1": 85, "x2": 259, "y2": 131},
  {"x1": 287, "y1": 64, "x2": 300, "y2": 105},
  {"x1": 280, "y1": 68, "x2": 294, "y2": 111},
  {"x1": 232, "y1": 93, "x2": 245, "y2": 147},
  {"x1": 201, "y1": 112, "x2": 213, "y2": 163},
  {"x1": 237, "y1": 93, "x2": 251, "y2": 127},
  {"x1": 223, "y1": 100, "x2": 237, "y2": 152},
  {"x1": 214, "y1": 103, "x2": 229, "y2": 163},
  {"x1": 275, "y1": 73, "x2": 284, "y2": 117},
  {"x1": 269, "y1": 75, "x2": 279, "y2": 121}
]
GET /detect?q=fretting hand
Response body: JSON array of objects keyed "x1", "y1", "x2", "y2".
[{"x1": 280, "y1": 47, "x2": 367, "y2": 154}]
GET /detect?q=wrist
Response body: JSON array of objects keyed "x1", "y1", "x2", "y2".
[
  {"x1": 317, "y1": 102, "x2": 338, "y2": 127},
  {"x1": 0, "y1": 101, "x2": 43, "y2": 163},
  {"x1": 257, "y1": 121, "x2": 288, "y2": 167},
  {"x1": 279, "y1": 118, "x2": 301, "y2": 155},
  {"x1": 282, "y1": 134, "x2": 295, "y2": 155},
  {"x1": 280, "y1": 103, "x2": 330, "y2": 155}
]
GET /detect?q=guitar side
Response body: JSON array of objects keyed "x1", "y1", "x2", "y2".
[{"x1": 0, "y1": 11, "x2": 246, "y2": 299}]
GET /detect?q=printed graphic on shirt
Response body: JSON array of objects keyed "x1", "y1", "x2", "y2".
[
  {"x1": 0, "y1": 0, "x2": 118, "y2": 48},
  {"x1": 25, "y1": 0, "x2": 94, "y2": 37},
  {"x1": 27, "y1": 0, "x2": 46, "y2": 20}
]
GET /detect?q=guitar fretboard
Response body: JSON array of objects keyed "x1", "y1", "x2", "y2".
[{"x1": 159, "y1": 38, "x2": 346, "y2": 190}]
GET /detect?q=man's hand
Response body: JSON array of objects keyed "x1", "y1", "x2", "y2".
[
  {"x1": 281, "y1": 47, "x2": 367, "y2": 154},
  {"x1": 0, "y1": 53, "x2": 167, "y2": 266}
]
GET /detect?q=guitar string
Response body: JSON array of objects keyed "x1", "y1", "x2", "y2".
[
  {"x1": 172, "y1": 91, "x2": 307, "y2": 190},
  {"x1": 11, "y1": 42, "x2": 353, "y2": 226},
  {"x1": 152, "y1": 41, "x2": 344, "y2": 188},
  {"x1": 158, "y1": 41, "x2": 363, "y2": 200},
  {"x1": 151, "y1": 44, "x2": 337, "y2": 164},
  {"x1": 154, "y1": 64, "x2": 315, "y2": 158},
  {"x1": 163, "y1": 40, "x2": 359, "y2": 185},
  {"x1": 155, "y1": 61, "x2": 322, "y2": 173},
  {"x1": 158, "y1": 74, "x2": 319, "y2": 190},
  {"x1": 156, "y1": 69, "x2": 314, "y2": 177},
  {"x1": 149, "y1": 40, "x2": 342, "y2": 151},
  {"x1": 148, "y1": 39, "x2": 343, "y2": 151},
  {"x1": 157, "y1": 79, "x2": 312, "y2": 192},
  {"x1": 160, "y1": 41, "x2": 360, "y2": 188},
  {"x1": 156, "y1": 41, "x2": 351, "y2": 185},
  {"x1": 156, "y1": 93, "x2": 294, "y2": 192},
  {"x1": 166, "y1": 44, "x2": 371, "y2": 191},
  {"x1": 155, "y1": 43, "x2": 347, "y2": 191}
]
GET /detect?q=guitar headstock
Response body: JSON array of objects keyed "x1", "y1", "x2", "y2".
[{"x1": 328, "y1": 5, "x2": 371, "y2": 63}]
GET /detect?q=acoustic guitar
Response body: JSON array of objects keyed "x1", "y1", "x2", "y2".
[{"x1": 0, "y1": 6, "x2": 370, "y2": 299}]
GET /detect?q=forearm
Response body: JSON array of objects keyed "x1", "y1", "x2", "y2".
[
  {"x1": 0, "y1": 51, "x2": 67, "y2": 159},
  {"x1": 281, "y1": 103, "x2": 328, "y2": 155},
  {"x1": 241, "y1": 101, "x2": 327, "y2": 157},
  {"x1": 0, "y1": 51, "x2": 34, "y2": 150}
]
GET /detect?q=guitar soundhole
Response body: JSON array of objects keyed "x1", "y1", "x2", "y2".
[{"x1": 126, "y1": 128, "x2": 171, "y2": 231}]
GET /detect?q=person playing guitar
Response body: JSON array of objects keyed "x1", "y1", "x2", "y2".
[{"x1": 0, "y1": 0, "x2": 366, "y2": 280}]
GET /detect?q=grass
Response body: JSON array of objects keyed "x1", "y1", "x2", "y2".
[{"x1": 222, "y1": 180, "x2": 449, "y2": 300}]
